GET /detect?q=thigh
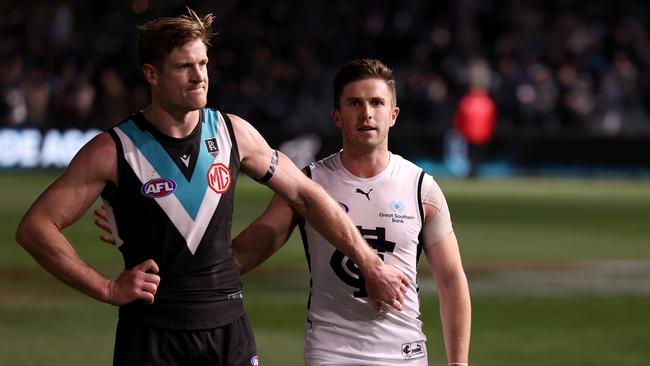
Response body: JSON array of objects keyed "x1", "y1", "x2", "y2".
[
  {"x1": 113, "y1": 319, "x2": 191, "y2": 366},
  {"x1": 212, "y1": 314, "x2": 259, "y2": 366}
]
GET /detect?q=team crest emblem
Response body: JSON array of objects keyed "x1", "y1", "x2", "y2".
[
  {"x1": 207, "y1": 163, "x2": 232, "y2": 194},
  {"x1": 204, "y1": 137, "x2": 219, "y2": 158}
]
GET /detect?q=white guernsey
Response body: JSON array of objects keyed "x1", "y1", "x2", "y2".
[{"x1": 301, "y1": 151, "x2": 453, "y2": 365}]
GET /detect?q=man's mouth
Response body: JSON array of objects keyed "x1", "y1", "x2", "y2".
[{"x1": 357, "y1": 125, "x2": 376, "y2": 131}]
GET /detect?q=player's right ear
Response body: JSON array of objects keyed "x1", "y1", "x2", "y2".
[
  {"x1": 142, "y1": 64, "x2": 159, "y2": 86},
  {"x1": 331, "y1": 109, "x2": 342, "y2": 128}
]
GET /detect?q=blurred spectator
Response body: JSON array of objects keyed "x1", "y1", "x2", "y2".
[
  {"x1": 453, "y1": 58, "x2": 497, "y2": 178},
  {"x1": 0, "y1": 0, "x2": 648, "y2": 138}
]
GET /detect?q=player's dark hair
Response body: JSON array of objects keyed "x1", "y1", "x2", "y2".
[
  {"x1": 333, "y1": 58, "x2": 397, "y2": 109},
  {"x1": 136, "y1": 7, "x2": 216, "y2": 70}
]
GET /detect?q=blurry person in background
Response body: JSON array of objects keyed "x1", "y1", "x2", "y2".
[
  {"x1": 16, "y1": 9, "x2": 408, "y2": 365},
  {"x1": 453, "y1": 58, "x2": 497, "y2": 178}
]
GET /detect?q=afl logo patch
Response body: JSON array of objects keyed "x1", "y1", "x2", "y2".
[
  {"x1": 141, "y1": 178, "x2": 176, "y2": 198},
  {"x1": 207, "y1": 163, "x2": 232, "y2": 194}
]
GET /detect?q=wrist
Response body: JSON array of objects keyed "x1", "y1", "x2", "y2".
[
  {"x1": 356, "y1": 251, "x2": 382, "y2": 277},
  {"x1": 103, "y1": 279, "x2": 116, "y2": 305}
]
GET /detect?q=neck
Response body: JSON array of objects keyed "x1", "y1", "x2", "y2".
[
  {"x1": 340, "y1": 145, "x2": 390, "y2": 178},
  {"x1": 142, "y1": 105, "x2": 201, "y2": 138}
]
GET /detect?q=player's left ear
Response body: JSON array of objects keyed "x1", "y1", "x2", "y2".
[
  {"x1": 331, "y1": 109, "x2": 343, "y2": 128},
  {"x1": 389, "y1": 106, "x2": 400, "y2": 127}
]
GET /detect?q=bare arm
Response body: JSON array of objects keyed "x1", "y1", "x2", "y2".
[
  {"x1": 15, "y1": 133, "x2": 160, "y2": 305},
  {"x1": 232, "y1": 193, "x2": 299, "y2": 274},
  {"x1": 423, "y1": 205, "x2": 471, "y2": 364},
  {"x1": 230, "y1": 113, "x2": 409, "y2": 309}
]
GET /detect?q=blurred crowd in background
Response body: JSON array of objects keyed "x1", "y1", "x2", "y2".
[{"x1": 1, "y1": 0, "x2": 650, "y2": 138}]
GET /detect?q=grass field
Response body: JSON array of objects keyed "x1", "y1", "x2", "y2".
[{"x1": 1, "y1": 171, "x2": 649, "y2": 365}]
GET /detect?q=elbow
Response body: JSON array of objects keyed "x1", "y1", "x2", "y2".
[
  {"x1": 15, "y1": 217, "x2": 34, "y2": 251},
  {"x1": 438, "y1": 267, "x2": 468, "y2": 291},
  {"x1": 233, "y1": 254, "x2": 251, "y2": 276}
]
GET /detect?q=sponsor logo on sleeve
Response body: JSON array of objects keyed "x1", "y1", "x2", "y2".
[{"x1": 141, "y1": 178, "x2": 176, "y2": 198}]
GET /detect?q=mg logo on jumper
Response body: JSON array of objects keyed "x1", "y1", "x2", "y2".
[
  {"x1": 141, "y1": 178, "x2": 177, "y2": 198},
  {"x1": 207, "y1": 163, "x2": 232, "y2": 194}
]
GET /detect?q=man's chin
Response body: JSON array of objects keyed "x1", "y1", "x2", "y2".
[{"x1": 187, "y1": 99, "x2": 207, "y2": 110}]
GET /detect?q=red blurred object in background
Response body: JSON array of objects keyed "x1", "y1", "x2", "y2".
[{"x1": 454, "y1": 88, "x2": 496, "y2": 145}]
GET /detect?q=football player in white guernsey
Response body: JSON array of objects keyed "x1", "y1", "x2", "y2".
[
  {"x1": 96, "y1": 58, "x2": 471, "y2": 365},
  {"x1": 238, "y1": 58, "x2": 471, "y2": 365}
]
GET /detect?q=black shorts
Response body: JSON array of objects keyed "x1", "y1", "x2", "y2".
[{"x1": 113, "y1": 315, "x2": 259, "y2": 366}]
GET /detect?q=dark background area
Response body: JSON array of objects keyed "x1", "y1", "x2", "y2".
[{"x1": 1, "y1": 0, "x2": 649, "y2": 171}]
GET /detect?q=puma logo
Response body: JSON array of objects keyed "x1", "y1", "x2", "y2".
[{"x1": 355, "y1": 188, "x2": 373, "y2": 200}]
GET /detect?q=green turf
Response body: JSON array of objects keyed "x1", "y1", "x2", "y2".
[{"x1": 1, "y1": 171, "x2": 649, "y2": 365}]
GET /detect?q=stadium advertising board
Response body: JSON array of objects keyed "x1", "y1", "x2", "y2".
[{"x1": 0, "y1": 128, "x2": 100, "y2": 169}]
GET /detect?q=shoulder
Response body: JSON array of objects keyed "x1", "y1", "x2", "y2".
[
  {"x1": 64, "y1": 131, "x2": 117, "y2": 183},
  {"x1": 80, "y1": 131, "x2": 117, "y2": 158},
  {"x1": 225, "y1": 113, "x2": 259, "y2": 143},
  {"x1": 308, "y1": 152, "x2": 340, "y2": 172}
]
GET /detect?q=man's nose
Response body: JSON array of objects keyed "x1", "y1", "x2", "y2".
[
  {"x1": 189, "y1": 65, "x2": 204, "y2": 82},
  {"x1": 361, "y1": 103, "x2": 373, "y2": 119}
]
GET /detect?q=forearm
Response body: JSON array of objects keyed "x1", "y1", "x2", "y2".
[
  {"x1": 16, "y1": 217, "x2": 111, "y2": 303},
  {"x1": 438, "y1": 270, "x2": 472, "y2": 363},
  {"x1": 233, "y1": 223, "x2": 287, "y2": 275},
  {"x1": 297, "y1": 182, "x2": 381, "y2": 274}
]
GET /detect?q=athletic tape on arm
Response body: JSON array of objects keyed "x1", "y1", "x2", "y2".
[
  {"x1": 256, "y1": 149, "x2": 278, "y2": 183},
  {"x1": 421, "y1": 174, "x2": 454, "y2": 246}
]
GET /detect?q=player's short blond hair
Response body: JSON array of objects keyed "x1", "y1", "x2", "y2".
[
  {"x1": 136, "y1": 7, "x2": 216, "y2": 69},
  {"x1": 333, "y1": 58, "x2": 397, "y2": 109}
]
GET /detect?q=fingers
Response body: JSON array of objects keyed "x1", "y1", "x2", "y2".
[
  {"x1": 390, "y1": 299, "x2": 403, "y2": 311},
  {"x1": 136, "y1": 259, "x2": 160, "y2": 274},
  {"x1": 109, "y1": 260, "x2": 161, "y2": 306},
  {"x1": 139, "y1": 289, "x2": 156, "y2": 304},
  {"x1": 99, "y1": 234, "x2": 116, "y2": 245},
  {"x1": 94, "y1": 218, "x2": 112, "y2": 233},
  {"x1": 94, "y1": 207, "x2": 117, "y2": 245},
  {"x1": 136, "y1": 271, "x2": 160, "y2": 304},
  {"x1": 400, "y1": 272, "x2": 410, "y2": 287},
  {"x1": 94, "y1": 207, "x2": 108, "y2": 220}
]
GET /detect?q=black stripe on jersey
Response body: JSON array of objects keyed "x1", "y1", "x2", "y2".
[
  {"x1": 415, "y1": 170, "x2": 425, "y2": 265},
  {"x1": 102, "y1": 127, "x2": 125, "y2": 200},
  {"x1": 298, "y1": 164, "x2": 313, "y2": 310},
  {"x1": 298, "y1": 219, "x2": 314, "y2": 311}
]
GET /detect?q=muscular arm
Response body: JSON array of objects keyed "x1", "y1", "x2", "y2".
[
  {"x1": 230, "y1": 114, "x2": 409, "y2": 309},
  {"x1": 233, "y1": 193, "x2": 299, "y2": 274},
  {"x1": 15, "y1": 133, "x2": 160, "y2": 305},
  {"x1": 423, "y1": 203, "x2": 471, "y2": 364}
]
